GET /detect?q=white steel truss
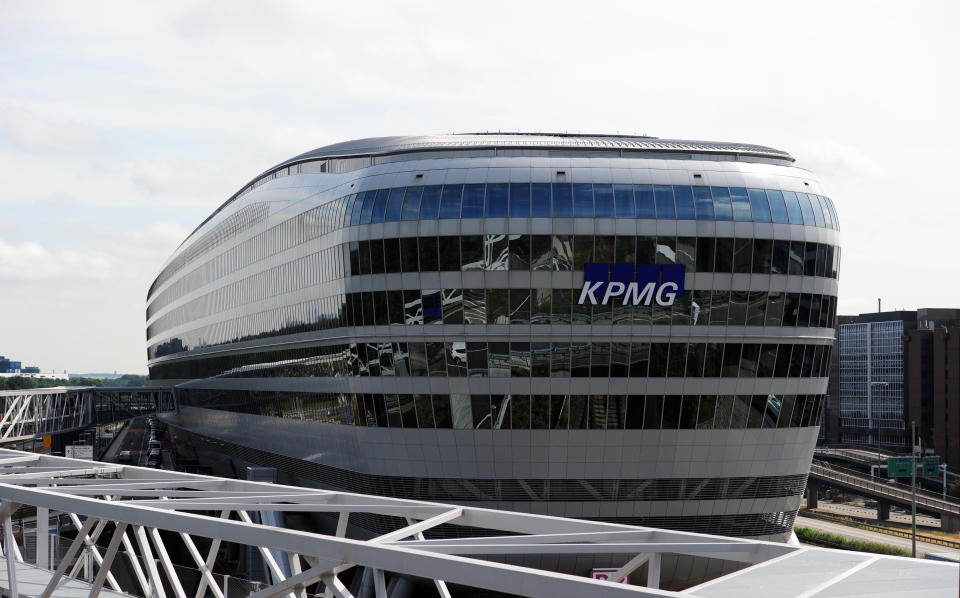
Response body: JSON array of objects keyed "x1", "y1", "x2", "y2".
[
  {"x1": 0, "y1": 448, "x2": 952, "y2": 598},
  {"x1": 0, "y1": 387, "x2": 174, "y2": 443}
]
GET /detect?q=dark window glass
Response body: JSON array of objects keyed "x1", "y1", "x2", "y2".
[
  {"x1": 426, "y1": 342, "x2": 446, "y2": 376},
  {"x1": 484, "y1": 234, "x2": 509, "y2": 271},
  {"x1": 673, "y1": 185, "x2": 695, "y2": 219},
  {"x1": 510, "y1": 343, "x2": 531, "y2": 376},
  {"x1": 625, "y1": 395, "x2": 645, "y2": 429},
  {"x1": 697, "y1": 396, "x2": 716, "y2": 429},
  {"x1": 729, "y1": 396, "x2": 750, "y2": 428},
  {"x1": 509, "y1": 183, "x2": 531, "y2": 217},
  {"x1": 569, "y1": 395, "x2": 588, "y2": 429},
  {"x1": 370, "y1": 189, "x2": 390, "y2": 222},
  {"x1": 766, "y1": 292, "x2": 784, "y2": 327},
  {"x1": 643, "y1": 396, "x2": 662, "y2": 429},
  {"x1": 610, "y1": 342, "x2": 630, "y2": 377},
  {"x1": 668, "y1": 343, "x2": 687, "y2": 377},
  {"x1": 788, "y1": 345, "x2": 805, "y2": 378},
  {"x1": 369, "y1": 239, "x2": 385, "y2": 274},
  {"x1": 679, "y1": 396, "x2": 699, "y2": 429},
  {"x1": 401, "y1": 187, "x2": 423, "y2": 221},
  {"x1": 409, "y1": 343, "x2": 428, "y2": 376},
  {"x1": 733, "y1": 238, "x2": 752, "y2": 273},
  {"x1": 439, "y1": 185, "x2": 463, "y2": 219},
  {"x1": 468, "y1": 395, "x2": 490, "y2": 428},
  {"x1": 747, "y1": 189, "x2": 772, "y2": 222},
  {"x1": 551, "y1": 289, "x2": 571, "y2": 323},
  {"x1": 714, "y1": 238, "x2": 734, "y2": 273},
  {"x1": 648, "y1": 343, "x2": 669, "y2": 377},
  {"x1": 446, "y1": 342, "x2": 467, "y2": 377},
  {"x1": 509, "y1": 288, "x2": 530, "y2": 323},
  {"x1": 593, "y1": 184, "x2": 614, "y2": 217},
  {"x1": 654, "y1": 185, "x2": 676, "y2": 219},
  {"x1": 571, "y1": 343, "x2": 591, "y2": 377},
  {"x1": 710, "y1": 291, "x2": 729, "y2": 325},
  {"x1": 730, "y1": 188, "x2": 752, "y2": 221},
  {"x1": 746, "y1": 395, "x2": 766, "y2": 428},
  {"x1": 825, "y1": 197, "x2": 841, "y2": 229},
  {"x1": 711, "y1": 187, "x2": 733, "y2": 221},
  {"x1": 803, "y1": 243, "x2": 817, "y2": 276},
  {"x1": 349, "y1": 241, "x2": 360, "y2": 275},
  {"x1": 384, "y1": 238, "x2": 401, "y2": 273},
  {"x1": 796, "y1": 192, "x2": 816, "y2": 226},
  {"x1": 552, "y1": 183, "x2": 573, "y2": 217},
  {"x1": 713, "y1": 396, "x2": 734, "y2": 428},
  {"x1": 438, "y1": 236, "x2": 460, "y2": 271},
  {"x1": 531, "y1": 235, "x2": 552, "y2": 271},
  {"x1": 489, "y1": 395, "x2": 508, "y2": 429},
  {"x1": 400, "y1": 237, "x2": 419, "y2": 273},
  {"x1": 595, "y1": 235, "x2": 614, "y2": 263},
  {"x1": 387, "y1": 290, "x2": 405, "y2": 325},
  {"x1": 771, "y1": 240, "x2": 789, "y2": 274},
  {"x1": 752, "y1": 239, "x2": 772, "y2": 274},
  {"x1": 693, "y1": 186, "x2": 714, "y2": 220},
  {"x1": 573, "y1": 235, "x2": 593, "y2": 270},
  {"x1": 614, "y1": 184, "x2": 634, "y2": 217},
  {"x1": 443, "y1": 288, "x2": 463, "y2": 324},
  {"x1": 511, "y1": 395, "x2": 531, "y2": 429},
  {"x1": 739, "y1": 344, "x2": 760, "y2": 377},
  {"x1": 509, "y1": 235, "x2": 531, "y2": 271},
  {"x1": 373, "y1": 291, "x2": 388, "y2": 325},
  {"x1": 531, "y1": 288, "x2": 551, "y2": 323},
  {"x1": 422, "y1": 289, "x2": 442, "y2": 324},
  {"x1": 531, "y1": 394, "x2": 551, "y2": 428},
  {"x1": 782, "y1": 293, "x2": 800, "y2": 327},
  {"x1": 531, "y1": 183, "x2": 551, "y2": 217},
  {"x1": 696, "y1": 237, "x2": 715, "y2": 272},
  {"x1": 722, "y1": 343, "x2": 741, "y2": 377},
  {"x1": 551, "y1": 343, "x2": 570, "y2": 377},
  {"x1": 783, "y1": 191, "x2": 803, "y2": 224},
  {"x1": 573, "y1": 183, "x2": 594, "y2": 217},
  {"x1": 359, "y1": 190, "x2": 377, "y2": 224},
  {"x1": 815, "y1": 244, "x2": 828, "y2": 278},
  {"x1": 662, "y1": 396, "x2": 682, "y2": 429},
  {"x1": 635, "y1": 184, "x2": 656, "y2": 218},
  {"x1": 460, "y1": 235, "x2": 483, "y2": 271},
  {"x1": 590, "y1": 343, "x2": 610, "y2": 377},
  {"x1": 461, "y1": 184, "x2": 485, "y2": 218},
  {"x1": 419, "y1": 186, "x2": 442, "y2": 219},
  {"x1": 777, "y1": 395, "x2": 795, "y2": 428},
  {"x1": 766, "y1": 190, "x2": 789, "y2": 223},
  {"x1": 467, "y1": 342, "x2": 487, "y2": 376},
  {"x1": 358, "y1": 241, "x2": 371, "y2": 275},
  {"x1": 432, "y1": 395, "x2": 452, "y2": 428},
  {"x1": 797, "y1": 293, "x2": 812, "y2": 327},
  {"x1": 552, "y1": 235, "x2": 573, "y2": 271},
  {"x1": 419, "y1": 237, "x2": 439, "y2": 271},
  {"x1": 788, "y1": 241, "x2": 804, "y2": 276},
  {"x1": 728, "y1": 291, "x2": 748, "y2": 326},
  {"x1": 746, "y1": 291, "x2": 767, "y2": 326},
  {"x1": 636, "y1": 236, "x2": 656, "y2": 263},
  {"x1": 486, "y1": 289, "x2": 509, "y2": 324},
  {"x1": 677, "y1": 237, "x2": 696, "y2": 271},
  {"x1": 385, "y1": 188, "x2": 406, "y2": 222},
  {"x1": 684, "y1": 343, "x2": 705, "y2": 377},
  {"x1": 414, "y1": 394, "x2": 433, "y2": 427},
  {"x1": 531, "y1": 342, "x2": 550, "y2": 376},
  {"x1": 403, "y1": 290, "x2": 422, "y2": 325}
]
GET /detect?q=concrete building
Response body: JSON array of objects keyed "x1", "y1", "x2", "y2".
[{"x1": 146, "y1": 133, "x2": 840, "y2": 542}]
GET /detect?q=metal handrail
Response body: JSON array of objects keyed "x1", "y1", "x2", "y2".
[{"x1": 810, "y1": 462, "x2": 960, "y2": 514}]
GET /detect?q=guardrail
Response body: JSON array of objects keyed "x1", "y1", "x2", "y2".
[
  {"x1": 810, "y1": 461, "x2": 960, "y2": 514},
  {"x1": 798, "y1": 510, "x2": 960, "y2": 550},
  {"x1": 815, "y1": 447, "x2": 960, "y2": 481}
]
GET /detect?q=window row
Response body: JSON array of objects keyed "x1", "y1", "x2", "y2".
[
  {"x1": 225, "y1": 340, "x2": 832, "y2": 380},
  {"x1": 185, "y1": 389, "x2": 825, "y2": 431},
  {"x1": 148, "y1": 287, "x2": 838, "y2": 359},
  {"x1": 148, "y1": 232, "x2": 839, "y2": 339},
  {"x1": 344, "y1": 183, "x2": 839, "y2": 230}
]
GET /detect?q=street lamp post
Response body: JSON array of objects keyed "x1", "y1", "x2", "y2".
[{"x1": 910, "y1": 420, "x2": 917, "y2": 558}]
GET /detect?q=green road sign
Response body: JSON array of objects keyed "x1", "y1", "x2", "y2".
[
  {"x1": 888, "y1": 457, "x2": 913, "y2": 478},
  {"x1": 923, "y1": 456, "x2": 940, "y2": 479}
]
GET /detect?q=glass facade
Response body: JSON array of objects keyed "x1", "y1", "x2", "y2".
[
  {"x1": 838, "y1": 320, "x2": 905, "y2": 446},
  {"x1": 148, "y1": 134, "x2": 838, "y2": 542}
]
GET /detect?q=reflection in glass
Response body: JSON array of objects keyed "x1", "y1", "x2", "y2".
[
  {"x1": 463, "y1": 289, "x2": 486, "y2": 324},
  {"x1": 486, "y1": 289, "x2": 509, "y2": 324},
  {"x1": 484, "y1": 234, "x2": 509, "y2": 271}
]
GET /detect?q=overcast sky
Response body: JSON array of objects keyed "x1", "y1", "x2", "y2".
[{"x1": 1, "y1": 1, "x2": 958, "y2": 375}]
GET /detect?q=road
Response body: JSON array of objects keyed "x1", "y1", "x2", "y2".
[
  {"x1": 796, "y1": 515, "x2": 955, "y2": 558},
  {"x1": 816, "y1": 500, "x2": 941, "y2": 527}
]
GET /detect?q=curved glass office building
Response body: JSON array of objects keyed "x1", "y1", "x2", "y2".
[{"x1": 148, "y1": 133, "x2": 839, "y2": 543}]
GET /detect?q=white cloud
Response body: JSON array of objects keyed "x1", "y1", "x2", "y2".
[{"x1": 0, "y1": 239, "x2": 113, "y2": 282}]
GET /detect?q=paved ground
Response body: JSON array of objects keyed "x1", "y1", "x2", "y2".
[
  {"x1": 816, "y1": 500, "x2": 941, "y2": 527},
  {"x1": 796, "y1": 515, "x2": 955, "y2": 558}
]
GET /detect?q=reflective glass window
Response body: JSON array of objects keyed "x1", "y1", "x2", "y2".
[
  {"x1": 414, "y1": 395, "x2": 433, "y2": 427},
  {"x1": 394, "y1": 343, "x2": 410, "y2": 375},
  {"x1": 695, "y1": 237, "x2": 714, "y2": 272},
  {"x1": 595, "y1": 235, "x2": 614, "y2": 263},
  {"x1": 552, "y1": 183, "x2": 573, "y2": 217},
  {"x1": 810, "y1": 195, "x2": 826, "y2": 227},
  {"x1": 573, "y1": 236, "x2": 593, "y2": 270},
  {"x1": 573, "y1": 183, "x2": 594, "y2": 217},
  {"x1": 714, "y1": 238, "x2": 733, "y2": 273},
  {"x1": 711, "y1": 187, "x2": 733, "y2": 221},
  {"x1": 531, "y1": 288, "x2": 551, "y2": 323},
  {"x1": 733, "y1": 238, "x2": 752, "y2": 273},
  {"x1": 721, "y1": 343, "x2": 741, "y2": 377},
  {"x1": 739, "y1": 344, "x2": 759, "y2": 377},
  {"x1": 797, "y1": 293, "x2": 812, "y2": 328},
  {"x1": 788, "y1": 241, "x2": 804, "y2": 275},
  {"x1": 685, "y1": 343, "x2": 705, "y2": 377},
  {"x1": 667, "y1": 343, "x2": 687, "y2": 377},
  {"x1": 692, "y1": 291, "x2": 711, "y2": 325},
  {"x1": 714, "y1": 396, "x2": 734, "y2": 428},
  {"x1": 766, "y1": 190, "x2": 789, "y2": 223},
  {"x1": 746, "y1": 291, "x2": 766, "y2": 325},
  {"x1": 432, "y1": 395, "x2": 452, "y2": 427},
  {"x1": 728, "y1": 291, "x2": 748, "y2": 326},
  {"x1": 467, "y1": 342, "x2": 487, "y2": 376},
  {"x1": 643, "y1": 396, "x2": 662, "y2": 429},
  {"x1": 825, "y1": 197, "x2": 840, "y2": 229},
  {"x1": 568, "y1": 396, "x2": 589, "y2": 429},
  {"x1": 371, "y1": 189, "x2": 389, "y2": 223},
  {"x1": 400, "y1": 237, "x2": 419, "y2": 272},
  {"x1": 484, "y1": 183, "x2": 508, "y2": 217},
  {"x1": 511, "y1": 343, "x2": 531, "y2": 376},
  {"x1": 551, "y1": 289, "x2": 571, "y2": 323},
  {"x1": 753, "y1": 239, "x2": 772, "y2": 274},
  {"x1": 373, "y1": 291, "x2": 388, "y2": 325},
  {"x1": 403, "y1": 290, "x2": 422, "y2": 325},
  {"x1": 796, "y1": 192, "x2": 815, "y2": 226},
  {"x1": 803, "y1": 243, "x2": 817, "y2": 276},
  {"x1": 461, "y1": 235, "x2": 483, "y2": 271},
  {"x1": 747, "y1": 189, "x2": 772, "y2": 222},
  {"x1": 349, "y1": 194, "x2": 364, "y2": 225},
  {"x1": 419, "y1": 237, "x2": 439, "y2": 271},
  {"x1": 625, "y1": 395, "x2": 645, "y2": 429},
  {"x1": 551, "y1": 343, "x2": 570, "y2": 376},
  {"x1": 815, "y1": 244, "x2": 828, "y2": 278},
  {"x1": 419, "y1": 186, "x2": 442, "y2": 219},
  {"x1": 679, "y1": 396, "x2": 699, "y2": 429},
  {"x1": 531, "y1": 343, "x2": 550, "y2": 375},
  {"x1": 439, "y1": 185, "x2": 463, "y2": 219},
  {"x1": 427, "y1": 342, "x2": 446, "y2": 376},
  {"x1": 486, "y1": 289, "x2": 509, "y2": 324},
  {"x1": 385, "y1": 188, "x2": 405, "y2": 222},
  {"x1": 693, "y1": 186, "x2": 714, "y2": 220},
  {"x1": 488, "y1": 342, "x2": 510, "y2": 377},
  {"x1": 369, "y1": 239, "x2": 385, "y2": 274},
  {"x1": 384, "y1": 238, "x2": 401, "y2": 273},
  {"x1": 610, "y1": 342, "x2": 630, "y2": 377},
  {"x1": 591, "y1": 343, "x2": 610, "y2": 377},
  {"x1": 531, "y1": 183, "x2": 551, "y2": 217},
  {"x1": 636, "y1": 236, "x2": 656, "y2": 263},
  {"x1": 765, "y1": 292, "x2": 784, "y2": 327},
  {"x1": 782, "y1": 293, "x2": 800, "y2": 327},
  {"x1": 463, "y1": 289, "x2": 486, "y2": 324},
  {"x1": 401, "y1": 187, "x2": 423, "y2": 221},
  {"x1": 512, "y1": 395, "x2": 531, "y2": 429},
  {"x1": 442, "y1": 288, "x2": 463, "y2": 324},
  {"x1": 673, "y1": 185, "x2": 695, "y2": 219},
  {"x1": 510, "y1": 183, "x2": 531, "y2": 217},
  {"x1": 661, "y1": 396, "x2": 681, "y2": 429},
  {"x1": 359, "y1": 191, "x2": 377, "y2": 224},
  {"x1": 635, "y1": 184, "x2": 656, "y2": 218},
  {"x1": 446, "y1": 342, "x2": 467, "y2": 377},
  {"x1": 461, "y1": 184, "x2": 485, "y2": 218},
  {"x1": 593, "y1": 184, "x2": 615, "y2": 217},
  {"x1": 746, "y1": 395, "x2": 766, "y2": 428},
  {"x1": 531, "y1": 395, "x2": 551, "y2": 428},
  {"x1": 509, "y1": 235, "x2": 531, "y2": 270},
  {"x1": 783, "y1": 191, "x2": 803, "y2": 224},
  {"x1": 358, "y1": 241, "x2": 371, "y2": 275},
  {"x1": 730, "y1": 188, "x2": 752, "y2": 221},
  {"x1": 654, "y1": 185, "x2": 676, "y2": 219},
  {"x1": 531, "y1": 236, "x2": 552, "y2": 271},
  {"x1": 484, "y1": 234, "x2": 509, "y2": 271},
  {"x1": 571, "y1": 343, "x2": 591, "y2": 377},
  {"x1": 614, "y1": 184, "x2": 634, "y2": 217},
  {"x1": 648, "y1": 343, "x2": 669, "y2": 377},
  {"x1": 655, "y1": 236, "x2": 676, "y2": 265},
  {"x1": 552, "y1": 235, "x2": 573, "y2": 271},
  {"x1": 777, "y1": 395, "x2": 795, "y2": 428},
  {"x1": 615, "y1": 235, "x2": 636, "y2": 264},
  {"x1": 697, "y1": 396, "x2": 715, "y2": 429},
  {"x1": 509, "y1": 288, "x2": 530, "y2": 323},
  {"x1": 408, "y1": 343, "x2": 428, "y2": 376},
  {"x1": 438, "y1": 236, "x2": 460, "y2": 271}
]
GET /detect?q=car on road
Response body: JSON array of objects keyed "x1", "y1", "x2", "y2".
[{"x1": 117, "y1": 450, "x2": 133, "y2": 463}]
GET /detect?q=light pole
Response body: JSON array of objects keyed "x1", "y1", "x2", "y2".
[{"x1": 910, "y1": 420, "x2": 917, "y2": 558}]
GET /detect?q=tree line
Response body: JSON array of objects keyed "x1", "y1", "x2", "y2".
[{"x1": 0, "y1": 374, "x2": 150, "y2": 391}]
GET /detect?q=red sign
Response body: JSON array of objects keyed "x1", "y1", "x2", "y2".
[{"x1": 591, "y1": 568, "x2": 630, "y2": 584}]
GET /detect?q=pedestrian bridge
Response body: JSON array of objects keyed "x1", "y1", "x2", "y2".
[{"x1": 0, "y1": 386, "x2": 175, "y2": 444}]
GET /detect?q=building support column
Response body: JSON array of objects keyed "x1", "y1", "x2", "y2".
[
  {"x1": 806, "y1": 480, "x2": 820, "y2": 509},
  {"x1": 877, "y1": 501, "x2": 890, "y2": 521},
  {"x1": 940, "y1": 513, "x2": 960, "y2": 533}
]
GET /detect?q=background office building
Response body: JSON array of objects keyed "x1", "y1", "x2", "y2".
[
  {"x1": 829, "y1": 309, "x2": 960, "y2": 467},
  {"x1": 147, "y1": 133, "x2": 839, "y2": 545}
]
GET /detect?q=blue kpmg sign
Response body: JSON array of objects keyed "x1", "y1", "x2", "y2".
[{"x1": 578, "y1": 263, "x2": 686, "y2": 306}]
